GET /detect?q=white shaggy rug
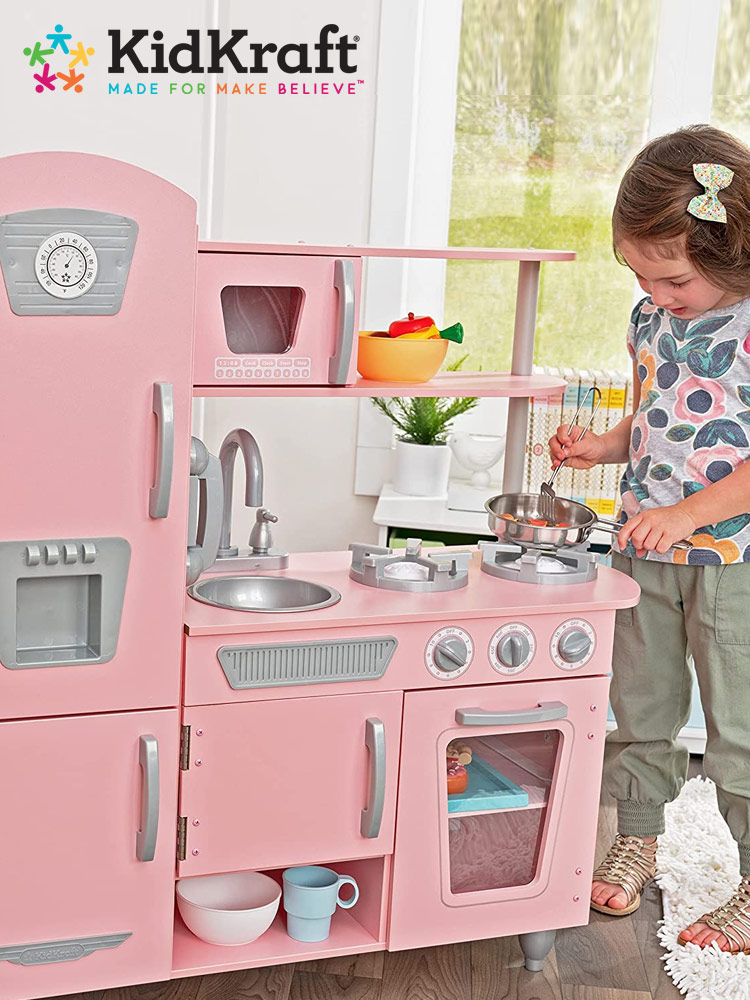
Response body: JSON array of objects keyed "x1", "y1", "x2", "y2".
[{"x1": 658, "y1": 776, "x2": 750, "y2": 999}]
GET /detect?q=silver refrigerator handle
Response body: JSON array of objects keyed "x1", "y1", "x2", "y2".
[
  {"x1": 329, "y1": 258, "x2": 356, "y2": 385},
  {"x1": 360, "y1": 717, "x2": 386, "y2": 839},
  {"x1": 149, "y1": 382, "x2": 174, "y2": 519},
  {"x1": 455, "y1": 701, "x2": 568, "y2": 726},
  {"x1": 136, "y1": 735, "x2": 159, "y2": 862}
]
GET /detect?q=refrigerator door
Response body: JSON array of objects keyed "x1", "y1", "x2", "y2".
[
  {"x1": 0, "y1": 152, "x2": 196, "y2": 720},
  {"x1": 388, "y1": 674, "x2": 611, "y2": 951},
  {"x1": 0, "y1": 708, "x2": 180, "y2": 1000}
]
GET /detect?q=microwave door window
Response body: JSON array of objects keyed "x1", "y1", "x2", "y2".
[{"x1": 221, "y1": 285, "x2": 304, "y2": 355}]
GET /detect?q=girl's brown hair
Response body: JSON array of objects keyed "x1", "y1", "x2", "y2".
[{"x1": 612, "y1": 124, "x2": 750, "y2": 295}]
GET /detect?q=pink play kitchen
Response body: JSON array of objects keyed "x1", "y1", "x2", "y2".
[{"x1": 0, "y1": 153, "x2": 639, "y2": 1000}]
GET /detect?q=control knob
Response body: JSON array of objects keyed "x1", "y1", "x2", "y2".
[
  {"x1": 434, "y1": 636, "x2": 469, "y2": 672},
  {"x1": 425, "y1": 627, "x2": 473, "y2": 679},
  {"x1": 490, "y1": 623, "x2": 535, "y2": 675},
  {"x1": 551, "y1": 619, "x2": 596, "y2": 670},
  {"x1": 498, "y1": 633, "x2": 530, "y2": 669}
]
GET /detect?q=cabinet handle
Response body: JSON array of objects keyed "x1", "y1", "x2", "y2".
[
  {"x1": 136, "y1": 735, "x2": 159, "y2": 862},
  {"x1": 455, "y1": 701, "x2": 568, "y2": 726},
  {"x1": 329, "y1": 258, "x2": 356, "y2": 385},
  {"x1": 360, "y1": 717, "x2": 386, "y2": 839},
  {"x1": 149, "y1": 382, "x2": 174, "y2": 518}
]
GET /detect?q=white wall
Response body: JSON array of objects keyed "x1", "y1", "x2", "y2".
[{"x1": 2, "y1": 1, "x2": 383, "y2": 553}]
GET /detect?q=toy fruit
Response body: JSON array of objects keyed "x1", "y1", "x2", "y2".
[
  {"x1": 388, "y1": 312, "x2": 464, "y2": 344},
  {"x1": 447, "y1": 762, "x2": 468, "y2": 795}
]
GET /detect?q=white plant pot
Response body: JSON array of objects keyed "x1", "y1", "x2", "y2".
[{"x1": 393, "y1": 441, "x2": 452, "y2": 496}]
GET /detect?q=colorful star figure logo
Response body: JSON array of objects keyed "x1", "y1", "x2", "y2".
[{"x1": 23, "y1": 24, "x2": 95, "y2": 94}]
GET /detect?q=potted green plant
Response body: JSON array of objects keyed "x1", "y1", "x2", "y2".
[{"x1": 372, "y1": 357, "x2": 479, "y2": 495}]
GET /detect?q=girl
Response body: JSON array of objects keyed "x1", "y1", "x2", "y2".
[{"x1": 550, "y1": 124, "x2": 750, "y2": 953}]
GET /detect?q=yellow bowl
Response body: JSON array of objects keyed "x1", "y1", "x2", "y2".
[{"x1": 356, "y1": 332, "x2": 448, "y2": 383}]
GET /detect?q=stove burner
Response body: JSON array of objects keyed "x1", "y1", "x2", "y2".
[
  {"x1": 349, "y1": 539, "x2": 471, "y2": 592},
  {"x1": 479, "y1": 542, "x2": 597, "y2": 585}
]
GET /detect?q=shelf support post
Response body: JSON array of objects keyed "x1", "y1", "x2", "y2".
[{"x1": 502, "y1": 260, "x2": 541, "y2": 493}]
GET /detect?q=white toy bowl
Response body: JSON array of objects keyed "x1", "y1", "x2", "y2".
[{"x1": 176, "y1": 872, "x2": 281, "y2": 946}]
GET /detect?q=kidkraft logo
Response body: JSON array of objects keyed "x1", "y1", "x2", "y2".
[
  {"x1": 23, "y1": 24, "x2": 95, "y2": 94},
  {"x1": 22, "y1": 23, "x2": 363, "y2": 99},
  {"x1": 105, "y1": 25, "x2": 363, "y2": 98}
]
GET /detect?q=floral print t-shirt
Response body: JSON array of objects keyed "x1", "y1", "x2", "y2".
[{"x1": 619, "y1": 295, "x2": 750, "y2": 565}]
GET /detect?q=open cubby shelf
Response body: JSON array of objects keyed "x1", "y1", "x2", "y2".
[
  {"x1": 172, "y1": 906, "x2": 383, "y2": 978},
  {"x1": 172, "y1": 856, "x2": 389, "y2": 978}
]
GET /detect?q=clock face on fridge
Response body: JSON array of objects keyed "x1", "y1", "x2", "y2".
[{"x1": 34, "y1": 231, "x2": 98, "y2": 299}]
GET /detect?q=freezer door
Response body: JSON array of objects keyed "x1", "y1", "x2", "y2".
[{"x1": 0, "y1": 153, "x2": 196, "y2": 719}]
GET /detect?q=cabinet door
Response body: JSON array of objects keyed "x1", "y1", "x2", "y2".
[
  {"x1": 0, "y1": 153, "x2": 196, "y2": 720},
  {"x1": 0, "y1": 709, "x2": 179, "y2": 1000},
  {"x1": 388, "y1": 676, "x2": 611, "y2": 952},
  {"x1": 178, "y1": 692, "x2": 402, "y2": 876}
]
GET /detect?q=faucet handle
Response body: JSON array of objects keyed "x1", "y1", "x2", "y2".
[{"x1": 249, "y1": 507, "x2": 278, "y2": 553}]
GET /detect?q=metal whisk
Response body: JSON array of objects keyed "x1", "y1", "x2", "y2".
[{"x1": 538, "y1": 385, "x2": 602, "y2": 523}]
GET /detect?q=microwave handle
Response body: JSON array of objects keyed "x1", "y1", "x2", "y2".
[
  {"x1": 149, "y1": 381, "x2": 174, "y2": 519},
  {"x1": 329, "y1": 258, "x2": 356, "y2": 385},
  {"x1": 455, "y1": 702, "x2": 568, "y2": 726}
]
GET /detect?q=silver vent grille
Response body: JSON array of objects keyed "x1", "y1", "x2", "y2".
[{"x1": 217, "y1": 637, "x2": 397, "y2": 689}]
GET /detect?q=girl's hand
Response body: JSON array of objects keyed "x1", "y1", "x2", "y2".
[
  {"x1": 548, "y1": 424, "x2": 605, "y2": 471},
  {"x1": 616, "y1": 505, "x2": 696, "y2": 557}
]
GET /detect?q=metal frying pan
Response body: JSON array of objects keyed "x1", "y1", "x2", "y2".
[{"x1": 484, "y1": 493, "x2": 692, "y2": 553}]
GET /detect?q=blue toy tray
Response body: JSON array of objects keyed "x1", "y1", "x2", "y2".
[{"x1": 447, "y1": 755, "x2": 529, "y2": 813}]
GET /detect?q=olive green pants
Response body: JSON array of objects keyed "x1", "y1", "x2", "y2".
[{"x1": 607, "y1": 552, "x2": 750, "y2": 876}]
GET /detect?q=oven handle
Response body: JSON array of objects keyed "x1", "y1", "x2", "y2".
[
  {"x1": 455, "y1": 701, "x2": 568, "y2": 726},
  {"x1": 360, "y1": 717, "x2": 386, "y2": 839},
  {"x1": 149, "y1": 381, "x2": 174, "y2": 519},
  {"x1": 329, "y1": 258, "x2": 356, "y2": 385}
]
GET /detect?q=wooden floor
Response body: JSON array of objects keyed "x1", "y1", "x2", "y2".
[{"x1": 58, "y1": 755, "x2": 704, "y2": 1000}]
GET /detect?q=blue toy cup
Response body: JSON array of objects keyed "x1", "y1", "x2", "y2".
[{"x1": 282, "y1": 865, "x2": 360, "y2": 943}]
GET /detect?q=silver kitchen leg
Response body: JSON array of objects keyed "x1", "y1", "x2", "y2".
[
  {"x1": 518, "y1": 929, "x2": 556, "y2": 972},
  {"x1": 502, "y1": 260, "x2": 541, "y2": 494}
]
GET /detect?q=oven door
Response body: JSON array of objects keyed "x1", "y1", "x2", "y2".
[
  {"x1": 194, "y1": 252, "x2": 361, "y2": 386},
  {"x1": 388, "y1": 674, "x2": 610, "y2": 951}
]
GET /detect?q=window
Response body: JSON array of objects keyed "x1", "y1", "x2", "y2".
[{"x1": 445, "y1": 0, "x2": 661, "y2": 374}]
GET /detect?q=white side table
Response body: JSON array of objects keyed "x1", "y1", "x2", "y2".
[{"x1": 372, "y1": 483, "x2": 498, "y2": 546}]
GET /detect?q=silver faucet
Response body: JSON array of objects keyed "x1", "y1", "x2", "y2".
[
  {"x1": 217, "y1": 429, "x2": 264, "y2": 557},
  {"x1": 215, "y1": 428, "x2": 289, "y2": 569}
]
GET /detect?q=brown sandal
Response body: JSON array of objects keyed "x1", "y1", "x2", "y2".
[
  {"x1": 590, "y1": 835, "x2": 657, "y2": 916},
  {"x1": 678, "y1": 877, "x2": 750, "y2": 953}
]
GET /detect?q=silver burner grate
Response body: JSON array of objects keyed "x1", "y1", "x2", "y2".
[{"x1": 479, "y1": 542, "x2": 597, "y2": 585}]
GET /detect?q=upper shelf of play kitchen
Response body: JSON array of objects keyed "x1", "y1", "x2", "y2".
[{"x1": 192, "y1": 240, "x2": 574, "y2": 399}]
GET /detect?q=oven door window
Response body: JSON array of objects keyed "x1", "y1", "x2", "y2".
[
  {"x1": 445, "y1": 729, "x2": 561, "y2": 894},
  {"x1": 220, "y1": 285, "x2": 304, "y2": 355}
]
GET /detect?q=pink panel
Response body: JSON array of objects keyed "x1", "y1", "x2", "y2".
[
  {"x1": 183, "y1": 613, "x2": 617, "y2": 708},
  {"x1": 0, "y1": 709, "x2": 180, "y2": 1000},
  {"x1": 178, "y1": 692, "x2": 402, "y2": 876},
  {"x1": 194, "y1": 252, "x2": 361, "y2": 386},
  {"x1": 388, "y1": 675, "x2": 611, "y2": 951},
  {"x1": 0, "y1": 153, "x2": 196, "y2": 720}
]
